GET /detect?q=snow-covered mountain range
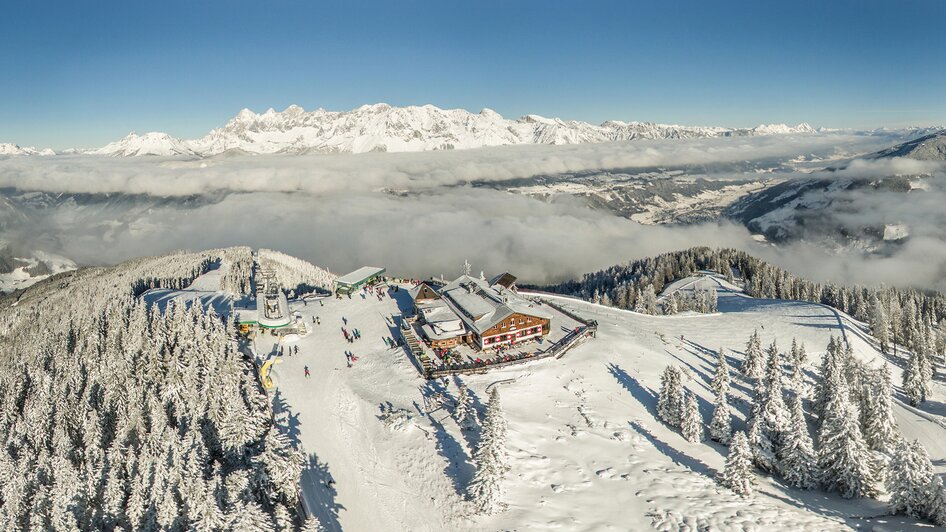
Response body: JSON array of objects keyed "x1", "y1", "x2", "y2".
[
  {"x1": 90, "y1": 132, "x2": 197, "y2": 157},
  {"x1": 0, "y1": 104, "x2": 817, "y2": 158},
  {"x1": 131, "y1": 103, "x2": 818, "y2": 156},
  {"x1": 0, "y1": 143, "x2": 55, "y2": 157}
]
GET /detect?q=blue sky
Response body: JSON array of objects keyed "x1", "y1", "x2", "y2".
[{"x1": 2, "y1": 0, "x2": 945, "y2": 149}]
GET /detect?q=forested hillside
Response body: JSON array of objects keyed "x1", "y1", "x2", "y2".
[{"x1": 0, "y1": 250, "x2": 306, "y2": 530}]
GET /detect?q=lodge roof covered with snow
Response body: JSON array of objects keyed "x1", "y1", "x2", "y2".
[
  {"x1": 439, "y1": 274, "x2": 551, "y2": 335},
  {"x1": 336, "y1": 266, "x2": 385, "y2": 286}
]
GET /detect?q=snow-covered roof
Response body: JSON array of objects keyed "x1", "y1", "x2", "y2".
[
  {"x1": 336, "y1": 266, "x2": 385, "y2": 286},
  {"x1": 439, "y1": 274, "x2": 551, "y2": 335},
  {"x1": 420, "y1": 323, "x2": 465, "y2": 341},
  {"x1": 418, "y1": 300, "x2": 461, "y2": 325}
]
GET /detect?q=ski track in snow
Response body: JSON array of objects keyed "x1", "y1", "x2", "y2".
[{"x1": 160, "y1": 268, "x2": 946, "y2": 531}]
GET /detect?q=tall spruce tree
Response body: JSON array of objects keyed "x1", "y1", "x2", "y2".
[
  {"x1": 453, "y1": 383, "x2": 477, "y2": 431},
  {"x1": 862, "y1": 364, "x2": 899, "y2": 454},
  {"x1": 780, "y1": 394, "x2": 817, "y2": 489},
  {"x1": 657, "y1": 365, "x2": 685, "y2": 428},
  {"x1": 870, "y1": 295, "x2": 890, "y2": 353},
  {"x1": 719, "y1": 431, "x2": 755, "y2": 497},
  {"x1": 747, "y1": 341, "x2": 788, "y2": 472},
  {"x1": 680, "y1": 391, "x2": 704, "y2": 443},
  {"x1": 903, "y1": 351, "x2": 930, "y2": 407},
  {"x1": 887, "y1": 438, "x2": 945, "y2": 524},
  {"x1": 468, "y1": 388, "x2": 509, "y2": 515},
  {"x1": 709, "y1": 348, "x2": 733, "y2": 444},
  {"x1": 816, "y1": 348, "x2": 878, "y2": 499},
  {"x1": 742, "y1": 330, "x2": 764, "y2": 380}
]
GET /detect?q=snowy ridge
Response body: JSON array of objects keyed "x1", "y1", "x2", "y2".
[
  {"x1": 0, "y1": 143, "x2": 54, "y2": 156},
  {"x1": 91, "y1": 132, "x2": 197, "y2": 157},
  {"x1": 94, "y1": 103, "x2": 818, "y2": 156}
]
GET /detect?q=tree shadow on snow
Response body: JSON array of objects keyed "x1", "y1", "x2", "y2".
[
  {"x1": 417, "y1": 380, "x2": 476, "y2": 495},
  {"x1": 299, "y1": 453, "x2": 345, "y2": 532},
  {"x1": 607, "y1": 363, "x2": 658, "y2": 417},
  {"x1": 628, "y1": 420, "x2": 715, "y2": 477},
  {"x1": 271, "y1": 389, "x2": 302, "y2": 447}
]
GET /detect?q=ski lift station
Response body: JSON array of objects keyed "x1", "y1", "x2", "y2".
[
  {"x1": 334, "y1": 266, "x2": 386, "y2": 294},
  {"x1": 234, "y1": 268, "x2": 297, "y2": 334}
]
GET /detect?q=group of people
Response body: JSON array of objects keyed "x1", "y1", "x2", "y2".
[
  {"x1": 341, "y1": 324, "x2": 362, "y2": 343},
  {"x1": 431, "y1": 350, "x2": 538, "y2": 374},
  {"x1": 344, "y1": 350, "x2": 359, "y2": 368},
  {"x1": 361, "y1": 284, "x2": 388, "y2": 302},
  {"x1": 383, "y1": 336, "x2": 403, "y2": 349},
  {"x1": 278, "y1": 345, "x2": 300, "y2": 357}
]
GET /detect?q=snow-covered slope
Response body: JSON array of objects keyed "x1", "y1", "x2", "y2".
[
  {"x1": 95, "y1": 104, "x2": 819, "y2": 156},
  {"x1": 91, "y1": 132, "x2": 197, "y2": 157},
  {"x1": 176, "y1": 267, "x2": 941, "y2": 531},
  {"x1": 865, "y1": 131, "x2": 946, "y2": 161}
]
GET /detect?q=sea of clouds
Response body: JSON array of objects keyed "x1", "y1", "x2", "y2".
[{"x1": 1, "y1": 133, "x2": 944, "y2": 289}]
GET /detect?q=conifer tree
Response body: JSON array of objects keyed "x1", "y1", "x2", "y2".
[
  {"x1": 468, "y1": 388, "x2": 509, "y2": 515},
  {"x1": 814, "y1": 337, "x2": 841, "y2": 419},
  {"x1": 680, "y1": 391, "x2": 704, "y2": 443},
  {"x1": 780, "y1": 394, "x2": 817, "y2": 489},
  {"x1": 747, "y1": 341, "x2": 788, "y2": 472},
  {"x1": 741, "y1": 330, "x2": 764, "y2": 380},
  {"x1": 301, "y1": 515, "x2": 325, "y2": 532},
  {"x1": 903, "y1": 351, "x2": 930, "y2": 407},
  {"x1": 657, "y1": 365, "x2": 684, "y2": 428},
  {"x1": 709, "y1": 348, "x2": 733, "y2": 444},
  {"x1": 719, "y1": 431, "x2": 755, "y2": 497},
  {"x1": 887, "y1": 438, "x2": 944, "y2": 523},
  {"x1": 817, "y1": 354, "x2": 878, "y2": 499},
  {"x1": 870, "y1": 296, "x2": 890, "y2": 353},
  {"x1": 453, "y1": 383, "x2": 477, "y2": 430},
  {"x1": 863, "y1": 365, "x2": 899, "y2": 454}
]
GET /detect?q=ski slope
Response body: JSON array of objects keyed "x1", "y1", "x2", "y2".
[{"x1": 163, "y1": 267, "x2": 946, "y2": 531}]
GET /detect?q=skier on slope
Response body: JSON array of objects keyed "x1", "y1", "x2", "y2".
[{"x1": 304, "y1": 366, "x2": 311, "y2": 378}]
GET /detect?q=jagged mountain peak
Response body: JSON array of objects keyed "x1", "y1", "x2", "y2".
[
  {"x1": 83, "y1": 103, "x2": 826, "y2": 157},
  {"x1": 92, "y1": 131, "x2": 196, "y2": 157}
]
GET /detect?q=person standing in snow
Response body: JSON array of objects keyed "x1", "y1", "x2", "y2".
[{"x1": 304, "y1": 366, "x2": 310, "y2": 378}]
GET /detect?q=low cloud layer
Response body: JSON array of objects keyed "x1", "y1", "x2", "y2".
[
  {"x1": 2, "y1": 133, "x2": 945, "y2": 289},
  {"x1": 0, "y1": 134, "x2": 894, "y2": 197}
]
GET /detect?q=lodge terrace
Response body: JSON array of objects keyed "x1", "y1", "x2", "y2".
[{"x1": 409, "y1": 272, "x2": 552, "y2": 350}]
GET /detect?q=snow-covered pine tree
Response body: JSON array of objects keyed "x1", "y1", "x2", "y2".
[
  {"x1": 301, "y1": 515, "x2": 325, "y2": 532},
  {"x1": 814, "y1": 336, "x2": 841, "y2": 419},
  {"x1": 903, "y1": 351, "x2": 929, "y2": 407},
  {"x1": 719, "y1": 431, "x2": 755, "y2": 497},
  {"x1": 780, "y1": 394, "x2": 817, "y2": 489},
  {"x1": 709, "y1": 347, "x2": 733, "y2": 444},
  {"x1": 816, "y1": 349, "x2": 878, "y2": 499},
  {"x1": 706, "y1": 286, "x2": 718, "y2": 312},
  {"x1": 747, "y1": 341, "x2": 788, "y2": 472},
  {"x1": 680, "y1": 390, "x2": 704, "y2": 443},
  {"x1": 657, "y1": 365, "x2": 685, "y2": 428},
  {"x1": 741, "y1": 330, "x2": 764, "y2": 380},
  {"x1": 665, "y1": 292, "x2": 679, "y2": 315},
  {"x1": 887, "y1": 438, "x2": 944, "y2": 523},
  {"x1": 467, "y1": 387, "x2": 509, "y2": 515},
  {"x1": 634, "y1": 285, "x2": 657, "y2": 315},
  {"x1": 870, "y1": 295, "x2": 890, "y2": 353},
  {"x1": 453, "y1": 383, "x2": 477, "y2": 430},
  {"x1": 862, "y1": 364, "x2": 899, "y2": 455}
]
